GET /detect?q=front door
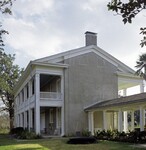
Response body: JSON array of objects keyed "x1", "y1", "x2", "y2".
[{"x1": 48, "y1": 108, "x2": 56, "y2": 135}]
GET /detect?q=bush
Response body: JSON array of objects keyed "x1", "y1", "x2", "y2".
[
  {"x1": 18, "y1": 130, "x2": 42, "y2": 139},
  {"x1": 10, "y1": 127, "x2": 41, "y2": 139},
  {"x1": 81, "y1": 129, "x2": 91, "y2": 137},
  {"x1": 67, "y1": 137, "x2": 97, "y2": 144},
  {"x1": 95, "y1": 130, "x2": 112, "y2": 140},
  {"x1": 10, "y1": 127, "x2": 24, "y2": 136},
  {"x1": 95, "y1": 130, "x2": 146, "y2": 144}
]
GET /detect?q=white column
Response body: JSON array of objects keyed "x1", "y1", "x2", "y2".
[
  {"x1": 103, "y1": 110, "x2": 107, "y2": 130},
  {"x1": 118, "y1": 109, "x2": 123, "y2": 132},
  {"x1": 123, "y1": 111, "x2": 128, "y2": 132},
  {"x1": 28, "y1": 109, "x2": 32, "y2": 131},
  {"x1": 131, "y1": 110, "x2": 134, "y2": 131},
  {"x1": 61, "y1": 107, "x2": 65, "y2": 136},
  {"x1": 88, "y1": 111, "x2": 94, "y2": 135},
  {"x1": 140, "y1": 81, "x2": 144, "y2": 93},
  {"x1": 35, "y1": 73, "x2": 40, "y2": 134},
  {"x1": 20, "y1": 114, "x2": 22, "y2": 127},
  {"x1": 113, "y1": 112, "x2": 118, "y2": 129},
  {"x1": 123, "y1": 89, "x2": 128, "y2": 132},
  {"x1": 61, "y1": 75, "x2": 65, "y2": 136},
  {"x1": 22, "y1": 113, "x2": 24, "y2": 128},
  {"x1": 24, "y1": 111, "x2": 27, "y2": 129},
  {"x1": 140, "y1": 107, "x2": 144, "y2": 131}
]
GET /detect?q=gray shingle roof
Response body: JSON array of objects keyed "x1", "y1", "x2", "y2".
[{"x1": 85, "y1": 93, "x2": 146, "y2": 111}]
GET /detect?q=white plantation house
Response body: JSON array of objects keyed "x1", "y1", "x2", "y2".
[{"x1": 14, "y1": 32, "x2": 145, "y2": 136}]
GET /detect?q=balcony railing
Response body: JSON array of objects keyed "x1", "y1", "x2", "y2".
[{"x1": 40, "y1": 92, "x2": 62, "y2": 100}]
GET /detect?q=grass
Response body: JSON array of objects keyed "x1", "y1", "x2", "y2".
[
  {"x1": 0, "y1": 134, "x2": 146, "y2": 150},
  {"x1": 0, "y1": 128, "x2": 9, "y2": 134}
]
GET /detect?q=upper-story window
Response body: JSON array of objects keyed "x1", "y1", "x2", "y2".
[
  {"x1": 32, "y1": 78, "x2": 35, "y2": 95},
  {"x1": 26, "y1": 84, "x2": 29, "y2": 99},
  {"x1": 17, "y1": 94, "x2": 20, "y2": 105},
  {"x1": 22, "y1": 89, "x2": 24, "y2": 102}
]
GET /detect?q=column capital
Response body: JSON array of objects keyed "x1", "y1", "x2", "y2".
[
  {"x1": 139, "y1": 106, "x2": 144, "y2": 110},
  {"x1": 35, "y1": 73, "x2": 40, "y2": 77},
  {"x1": 118, "y1": 108, "x2": 122, "y2": 112}
]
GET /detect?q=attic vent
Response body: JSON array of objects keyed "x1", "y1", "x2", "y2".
[{"x1": 85, "y1": 31, "x2": 97, "y2": 46}]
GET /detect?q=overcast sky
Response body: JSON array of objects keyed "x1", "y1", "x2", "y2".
[{"x1": 2, "y1": 0, "x2": 146, "y2": 70}]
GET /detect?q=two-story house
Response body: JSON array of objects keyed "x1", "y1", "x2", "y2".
[{"x1": 14, "y1": 32, "x2": 144, "y2": 136}]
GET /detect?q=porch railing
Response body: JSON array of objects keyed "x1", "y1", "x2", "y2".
[{"x1": 40, "y1": 92, "x2": 62, "y2": 100}]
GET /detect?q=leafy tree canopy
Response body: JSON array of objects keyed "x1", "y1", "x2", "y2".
[
  {"x1": 0, "y1": 50, "x2": 23, "y2": 129},
  {"x1": 0, "y1": 0, "x2": 13, "y2": 49},
  {"x1": 135, "y1": 53, "x2": 146, "y2": 79},
  {"x1": 107, "y1": 0, "x2": 146, "y2": 47},
  {"x1": 0, "y1": 0, "x2": 22, "y2": 129}
]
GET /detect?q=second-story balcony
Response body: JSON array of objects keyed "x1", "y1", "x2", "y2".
[
  {"x1": 39, "y1": 74, "x2": 63, "y2": 106},
  {"x1": 40, "y1": 92, "x2": 62, "y2": 100}
]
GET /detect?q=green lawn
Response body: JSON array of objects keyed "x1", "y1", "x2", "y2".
[{"x1": 0, "y1": 134, "x2": 146, "y2": 150}]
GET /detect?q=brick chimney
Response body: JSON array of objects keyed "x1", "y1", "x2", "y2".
[{"x1": 85, "y1": 31, "x2": 97, "y2": 46}]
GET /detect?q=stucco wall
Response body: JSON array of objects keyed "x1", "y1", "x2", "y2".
[{"x1": 63, "y1": 51, "x2": 118, "y2": 135}]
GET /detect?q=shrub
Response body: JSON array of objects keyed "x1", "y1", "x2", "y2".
[
  {"x1": 81, "y1": 129, "x2": 91, "y2": 137},
  {"x1": 10, "y1": 127, "x2": 24, "y2": 136},
  {"x1": 18, "y1": 130, "x2": 41, "y2": 139},
  {"x1": 94, "y1": 130, "x2": 146, "y2": 143},
  {"x1": 67, "y1": 137, "x2": 97, "y2": 144},
  {"x1": 10, "y1": 127, "x2": 41, "y2": 139}
]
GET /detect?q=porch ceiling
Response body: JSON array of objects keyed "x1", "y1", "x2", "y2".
[
  {"x1": 40, "y1": 74, "x2": 60, "y2": 89},
  {"x1": 118, "y1": 81, "x2": 139, "y2": 90},
  {"x1": 84, "y1": 92, "x2": 146, "y2": 111},
  {"x1": 117, "y1": 71, "x2": 143, "y2": 90}
]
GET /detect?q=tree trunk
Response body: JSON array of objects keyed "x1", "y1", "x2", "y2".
[{"x1": 9, "y1": 110, "x2": 14, "y2": 130}]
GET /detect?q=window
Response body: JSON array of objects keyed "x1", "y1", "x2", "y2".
[
  {"x1": 17, "y1": 94, "x2": 20, "y2": 105},
  {"x1": 26, "y1": 84, "x2": 29, "y2": 98},
  {"x1": 32, "y1": 78, "x2": 35, "y2": 95},
  {"x1": 49, "y1": 109, "x2": 54, "y2": 123},
  {"x1": 22, "y1": 90, "x2": 24, "y2": 102}
]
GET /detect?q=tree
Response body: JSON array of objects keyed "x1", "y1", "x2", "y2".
[
  {"x1": 107, "y1": 0, "x2": 146, "y2": 47},
  {"x1": 0, "y1": 0, "x2": 13, "y2": 49},
  {"x1": 135, "y1": 53, "x2": 146, "y2": 80},
  {"x1": 0, "y1": 50, "x2": 23, "y2": 129},
  {"x1": 0, "y1": 0, "x2": 17, "y2": 130},
  {"x1": 107, "y1": 1, "x2": 146, "y2": 80}
]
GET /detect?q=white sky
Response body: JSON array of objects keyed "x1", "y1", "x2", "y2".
[{"x1": 2, "y1": 0, "x2": 146, "y2": 70}]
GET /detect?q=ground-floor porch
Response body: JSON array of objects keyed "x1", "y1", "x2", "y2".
[
  {"x1": 15, "y1": 106, "x2": 64, "y2": 136},
  {"x1": 85, "y1": 93, "x2": 146, "y2": 135}
]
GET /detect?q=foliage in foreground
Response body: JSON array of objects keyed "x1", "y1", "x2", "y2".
[
  {"x1": 0, "y1": 134, "x2": 145, "y2": 150},
  {"x1": 95, "y1": 130, "x2": 146, "y2": 144},
  {"x1": 10, "y1": 127, "x2": 41, "y2": 139}
]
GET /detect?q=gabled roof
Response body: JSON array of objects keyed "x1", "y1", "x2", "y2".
[
  {"x1": 34, "y1": 45, "x2": 135, "y2": 74},
  {"x1": 84, "y1": 92, "x2": 146, "y2": 111}
]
